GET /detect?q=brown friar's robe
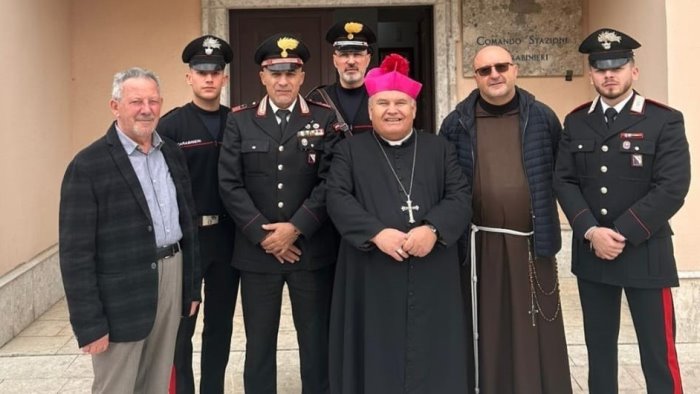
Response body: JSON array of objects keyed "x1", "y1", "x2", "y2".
[
  {"x1": 473, "y1": 103, "x2": 572, "y2": 394},
  {"x1": 326, "y1": 130, "x2": 471, "y2": 394}
]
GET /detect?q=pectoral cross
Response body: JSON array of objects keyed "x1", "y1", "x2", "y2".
[{"x1": 401, "y1": 198, "x2": 420, "y2": 224}]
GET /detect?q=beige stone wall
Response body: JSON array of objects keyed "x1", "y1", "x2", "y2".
[
  {"x1": 0, "y1": 0, "x2": 72, "y2": 276},
  {"x1": 666, "y1": 0, "x2": 699, "y2": 271},
  {"x1": 71, "y1": 0, "x2": 201, "y2": 151},
  {"x1": 0, "y1": 0, "x2": 201, "y2": 276}
]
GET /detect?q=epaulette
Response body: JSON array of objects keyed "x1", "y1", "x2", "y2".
[
  {"x1": 306, "y1": 99, "x2": 332, "y2": 109},
  {"x1": 568, "y1": 101, "x2": 592, "y2": 115},
  {"x1": 644, "y1": 98, "x2": 673, "y2": 111},
  {"x1": 231, "y1": 102, "x2": 258, "y2": 113}
]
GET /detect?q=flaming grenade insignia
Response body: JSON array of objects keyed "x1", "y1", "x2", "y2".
[
  {"x1": 277, "y1": 37, "x2": 299, "y2": 58},
  {"x1": 597, "y1": 31, "x2": 622, "y2": 50},
  {"x1": 344, "y1": 22, "x2": 363, "y2": 40},
  {"x1": 202, "y1": 37, "x2": 221, "y2": 55}
]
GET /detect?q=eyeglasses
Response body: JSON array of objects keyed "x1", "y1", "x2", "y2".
[{"x1": 474, "y1": 62, "x2": 514, "y2": 77}]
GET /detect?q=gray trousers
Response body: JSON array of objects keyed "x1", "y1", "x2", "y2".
[{"x1": 91, "y1": 251, "x2": 183, "y2": 394}]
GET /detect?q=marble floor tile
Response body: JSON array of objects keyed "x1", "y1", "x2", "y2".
[
  {"x1": 567, "y1": 344, "x2": 589, "y2": 366},
  {"x1": 0, "y1": 336, "x2": 72, "y2": 356},
  {"x1": 678, "y1": 343, "x2": 700, "y2": 363},
  {"x1": 276, "y1": 349, "x2": 301, "y2": 371},
  {"x1": 55, "y1": 337, "x2": 81, "y2": 355},
  {"x1": 569, "y1": 364, "x2": 646, "y2": 391},
  {"x1": 0, "y1": 355, "x2": 76, "y2": 379},
  {"x1": 569, "y1": 365, "x2": 587, "y2": 390},
  {"x1": 64, "y1": 354, "x2": 94, "y2": 378},
  {"x1": 58, "y1": 378, "x2": 93, "y2": 393},
  {"x1": 680, "y1": 361, "x2": 700, "y2": 389},
  {"x1": 57, "y1": 325, "x2": 74, "y2": 337},
  {"x1": 0, "y1": 378, "x2": 67, "y2": 393},
  {"x1": 18, "y1": 320, "x2": 71, "y2": 338},
  {"x1": 564, "y1": 324, "x2": 586, "y2": 345},
  {"x1": 37, "y1": 300, "x2": 69, "y2": 321},
  {"x1": 619, "y1": 366, "x2": 645, "y2": 389},
  {"x1": 2, "y1": 270, "x2": 698, "y2": 394}
]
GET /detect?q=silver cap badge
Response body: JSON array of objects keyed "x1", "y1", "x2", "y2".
[
  {"x1": 597, "y1": 31, "x2": 622, "y2": 50},
  {"x1": 203, "y1": 37, "x2": 221, "y2": 55}
]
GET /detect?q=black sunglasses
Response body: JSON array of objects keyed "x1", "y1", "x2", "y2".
[{"x1": 474, "y1": 62, "x2": 514, "y2": 77}]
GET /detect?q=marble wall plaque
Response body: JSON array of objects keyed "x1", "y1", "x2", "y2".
[{"x1": 462, "y1": 0, "x2": 583, "y2": 77}]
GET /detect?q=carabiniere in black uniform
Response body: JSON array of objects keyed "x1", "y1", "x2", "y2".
[
  {"x1": 219, "y1": 95, "x2": 340, "y2": 274},
  {"x1": 555, "y1": 28, "x2": 690, "y2": 394},
  {"x1": 306, "y1": 20, "x2": 376, "y2": 136},
  {"x1": 557, "y1": 92, "x2": 690, "y2": 288},
  {"x1": 158, "y1": 34, "x2": 240, "y2": 394},
  {"x1": 218, "y1": 33, "x2": 341, "y2": 394}
]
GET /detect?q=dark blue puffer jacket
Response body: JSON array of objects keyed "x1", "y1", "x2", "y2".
[{"x1": 439, "y1": 87, "x2": 562, "y2": 257}]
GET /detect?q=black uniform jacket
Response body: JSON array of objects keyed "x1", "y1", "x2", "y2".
[
  {"x1": 158, "y1": 102, "x2": 235, "y2": 268},
  {"x1": 555, "y1": 93, "x2": 690, "y2": 288},
  {"x1": 218, "y1": 95, "x2": 341, "y2": 273},
  {"x1": 59, "y1": 124, "x2": 201, "y2": 347},
  {"x1": 306, "y1": 83, "x2": 372, "y2": 135}
]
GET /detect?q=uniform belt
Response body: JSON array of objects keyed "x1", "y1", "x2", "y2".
[
  {"x1": 156, "y1": 243, "x2": 180, "y2": 260},
  {"x1": 198, "y1": 214, "x2": 227, "y2": 227}
]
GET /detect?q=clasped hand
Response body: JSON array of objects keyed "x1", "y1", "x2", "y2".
[
  {"x1": 589, "y1": 227, "x2": 626, "y2": 260},
  {"x1": 261, "y1": 222, "x2": 301, "y2": 264},
  {"x1": 371, "y1": 226, "x2": 438, "y2": 262}
]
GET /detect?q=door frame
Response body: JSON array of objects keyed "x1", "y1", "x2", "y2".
[{"x1": 201, "y1": 0, "x2": 460, "y2": 131}]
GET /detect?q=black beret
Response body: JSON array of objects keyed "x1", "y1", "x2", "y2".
[
  {"x1": 579, "y1": 28, "x2": 641, "y2": 70},
  {"x1": 254, "y1": 33, "x2": 310, "y2": 72},
  {"x1": 181, "y1": 35, "x2": 233, "y2": 71},
  {"x1": 325, "y1": 20, "x2": 376, "y2": 51}
]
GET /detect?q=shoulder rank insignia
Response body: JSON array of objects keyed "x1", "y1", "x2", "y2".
[{"x1": 232, "y1": 102, "x2": 257, "y2": 113}]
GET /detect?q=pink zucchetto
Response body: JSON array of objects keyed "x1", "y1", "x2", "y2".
[{"x1": 364, "y1": 53, "x2": 422, "y2": 99}]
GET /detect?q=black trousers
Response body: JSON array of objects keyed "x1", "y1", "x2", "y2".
[
  {"x1": 577, "y1": 278, "x2": 684, "y2": 394},
  {"x1": 241, "y1": 266, "x2": 334, "y2": 394},
  {"x1": 175, "y1": 223, "x2": 240, "y2": 394}
]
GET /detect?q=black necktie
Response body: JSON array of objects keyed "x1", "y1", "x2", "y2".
[
  {"x1": 276, "y1": 109, "x2": 290, "y2": 136},
  {"x1": 604, "y1": 107, "x2": 618, "y2": 128}
]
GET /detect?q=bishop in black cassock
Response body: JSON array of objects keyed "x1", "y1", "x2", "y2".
[{"x1": 326, "y1": 54, "x2": 472, "y2": 394}]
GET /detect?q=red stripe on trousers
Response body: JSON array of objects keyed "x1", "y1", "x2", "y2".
[
  {"x1": 169, "y1": 365, "x2": 176, "y2": 394},
  {"x1": 662, "y1": 288, "x2": 683, "y2": 394}
]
